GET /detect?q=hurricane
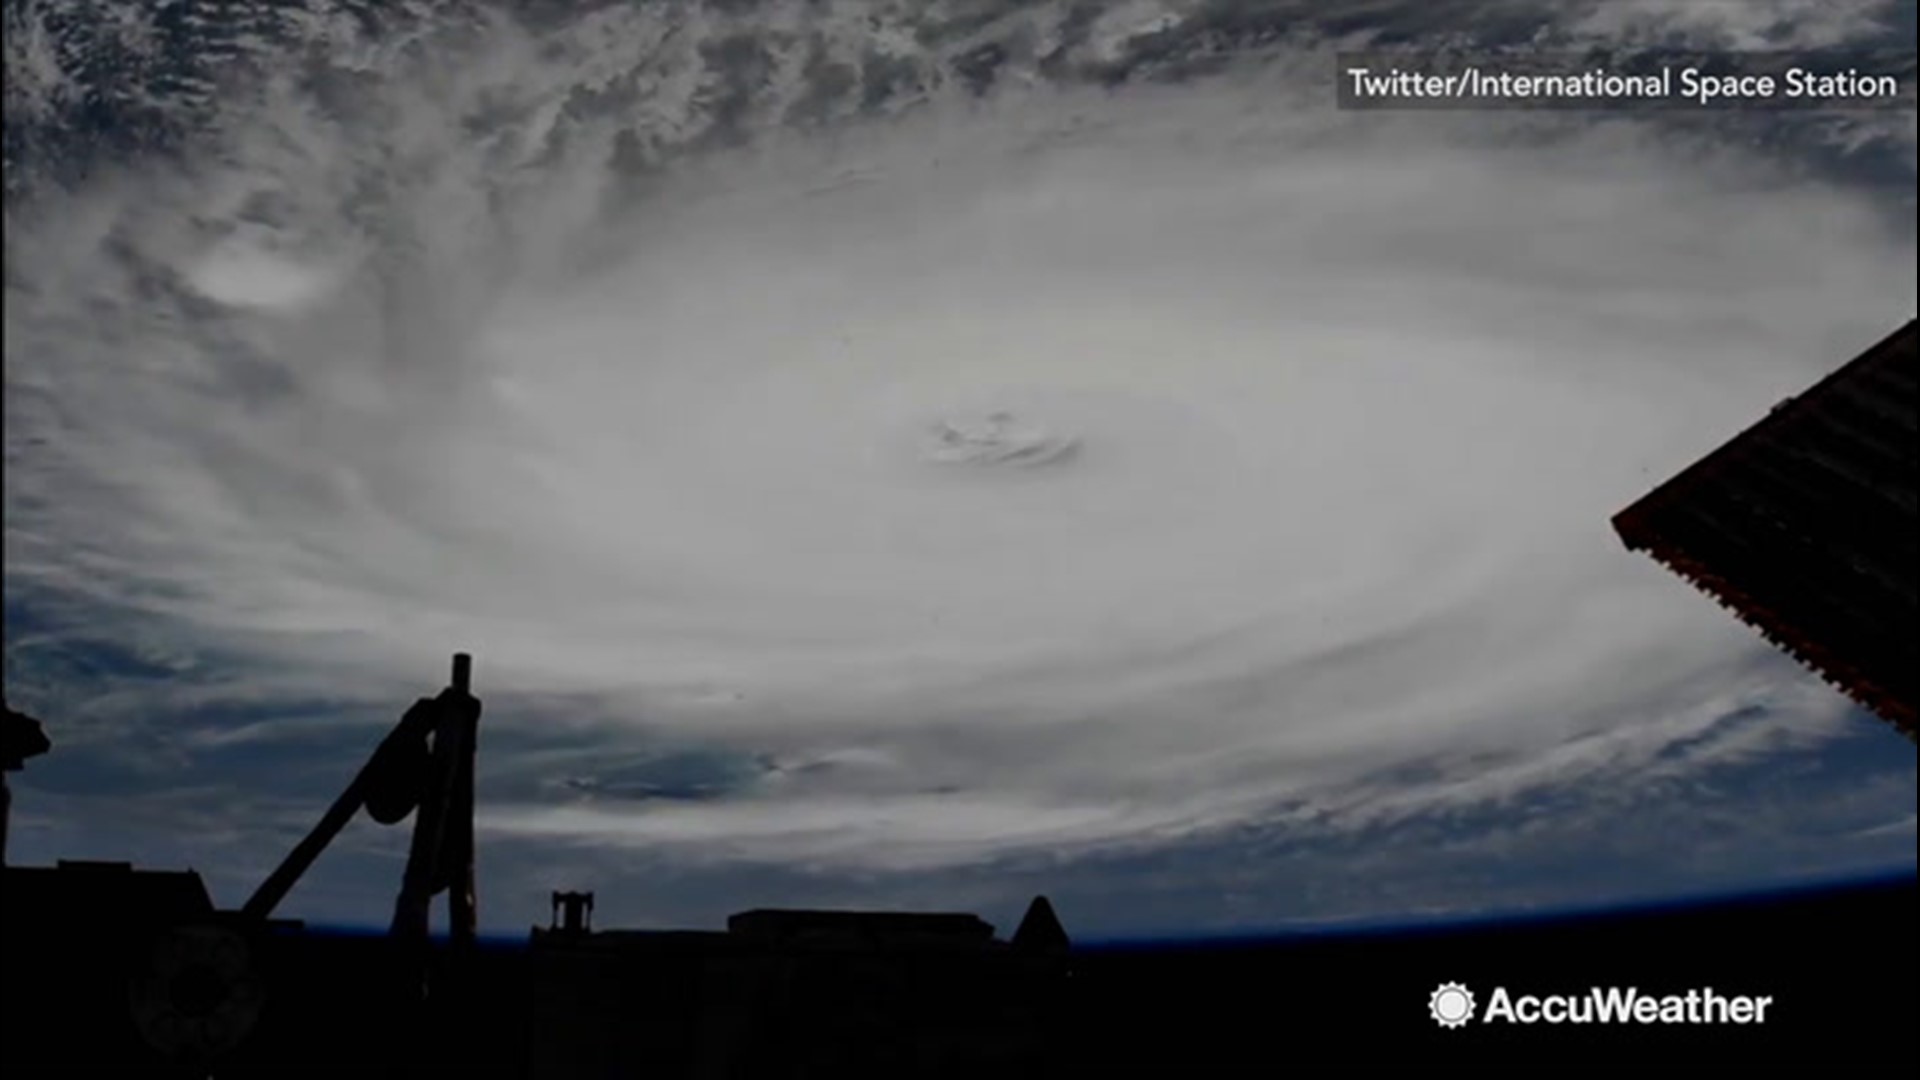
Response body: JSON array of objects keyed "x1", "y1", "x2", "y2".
[{"x1": 4, "y1": 0, "x2": 1915, "y2": 936}]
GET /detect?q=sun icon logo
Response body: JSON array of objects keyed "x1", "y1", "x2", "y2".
[{"x1": 1429, "y1": 982, "x2": 1476, "y2": 1028}]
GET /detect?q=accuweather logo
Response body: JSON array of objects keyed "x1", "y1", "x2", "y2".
[
  {"x1": 1429, "y1": 983, "x2": 1476, "y2": 1028},
  {"x1": 1428, "y1": 983, "x2": 1775, "y2": 1027}
]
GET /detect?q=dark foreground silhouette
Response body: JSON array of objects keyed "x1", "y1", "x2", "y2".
[
  {"x1": 1, "y1": 863, "x2": 1912, "y2": 1077},
  {"x1": 1614, "y1": 318, "x2": 1918, "y2": 740}
]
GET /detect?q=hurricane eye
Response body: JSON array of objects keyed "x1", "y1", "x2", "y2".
[{"x1": 914, "y1": 409, "x2": 1079, "y2": 470}]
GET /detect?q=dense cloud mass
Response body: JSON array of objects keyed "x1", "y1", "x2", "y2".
[{"x1": 3, "y1": 0, "x2": 1915, "y2": 937}]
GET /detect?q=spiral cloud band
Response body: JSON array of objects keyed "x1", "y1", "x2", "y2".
[{"x1": 4, "y1": 0, "x2": 1915, "y2": 933}]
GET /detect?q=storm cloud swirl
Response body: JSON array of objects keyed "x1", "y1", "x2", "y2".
[{"x1": 3, "y1": 1, "x2": 1915, "y2": 933}]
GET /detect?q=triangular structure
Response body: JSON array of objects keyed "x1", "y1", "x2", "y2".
[{"x1": 1012, "y1": 895, "x2": 1070, "y2": 953}]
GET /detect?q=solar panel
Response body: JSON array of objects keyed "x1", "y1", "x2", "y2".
[{"x1": 1613, "y1": 320, "x2": 1918, "y2": 739}]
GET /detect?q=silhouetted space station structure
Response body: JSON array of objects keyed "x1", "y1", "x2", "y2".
[
  {"x1": 526, "y1": 892, "x2": 1071, "y2": 1076},
  {"x1": 1613, "y1": 319, "x2": 1918, "y2": 740},
  {"x1": 2, "y1": 702, "x2": 52, "y2": 866},
  {"x1": 2, "y1": 656, "x2": 1074, "y2": 1078}
]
